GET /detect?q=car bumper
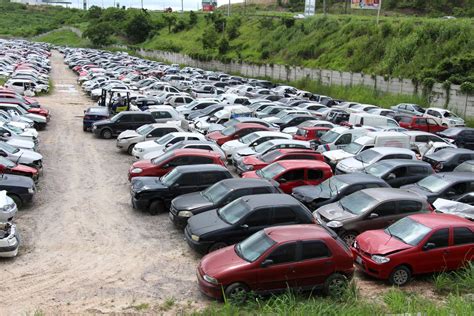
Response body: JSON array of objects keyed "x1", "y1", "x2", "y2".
[
  {"x1": 169, "y1": 207, "x2": 189, "y2": 229},
  {"x1": 184, "y1": 226, "x2": 212, "y2": 254},
  {"x1": 197, "y1": 270, "x2": 223, "y2": 299},
  {"x1": 351, "y1": 248, "x2": 391, "y2": 280},
  {"x1": 130, "y1": 191, "x2": 150, "y2": 211}
]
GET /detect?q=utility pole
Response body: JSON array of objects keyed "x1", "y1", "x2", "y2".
[
  {"x1": 82, "y1": 0, "x2": 86, "y2": 10},
  {"x1": 181, "y1": 0, "x2": 184, "y2": 12},
  {"x1": 376, "y1": 0, "x2": 383, "y2": 24},
  {"x1": 141, "y1": 0, "x2": 143, "y2": 10}
]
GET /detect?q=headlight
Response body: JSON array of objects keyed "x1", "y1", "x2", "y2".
[
  {"x1": 371, "y1": 255, "x2": 390, "y2": 264},
  {"x1": 178, "y1": 211, "x2": 193, "y2": 218},
  {"x1": 203, "y1": 274, "x2": 218, "y2": 285},
  {"x1": 131, "y1": 168, "x2": 143, "y2": 174},
  {"x1": 135, "y1": 148, "x2": 144, "y2": 152},
  {"x1": 191, "y1": 234, "x2": 200, "y2": 242},
  {"x1": 92, "y1": 125, "x2": 97, "y2": 130},
  {"x1": 28, "y1": 187, "x2": 35, "y2": 194},
  {"x1": 327, "y1": 221, "x2": 343, "y2": 229}
]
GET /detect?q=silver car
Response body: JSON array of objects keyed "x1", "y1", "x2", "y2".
[
  {"x1": 0, "y1": 222, "x2": 19, "y2": 257},
  {"x1": 0, "y1": 191, "x2": 17, "y2": 222},
  {"x1": 116, "y1": 123, "x2": 184, "y2": 155},
  {"x1": 142, "y1": 140, "x2": 226, "y2": 161}
]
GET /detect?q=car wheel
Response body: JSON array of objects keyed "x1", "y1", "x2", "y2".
[
  {"x1": 224, "y1": 282, "x2": 249, "y2": 303},
  {"x1": 208, "y1": 242, "x2": 227, "y2": 253},
  {"x1": 149, "y1": 200, "x2": 165, "y2": 215},
  {"x1": 101, "y1": 129, "x2": 112, "y2": 139},
  {"x1": 127, "y1": 144, "x2": 135, "y2": 155},
  {"x1": 389, "y1": 265, "x2": 411, "y2": 286},
  {"x1": 323, "y1": 273, "x2": 348, "y2": 297},
  {"x1": 341, "y1": 231, "x2": 357, "y2": 246},
  {"x1": 8, "y1": 194, "x2": 22, "y2": 209}
]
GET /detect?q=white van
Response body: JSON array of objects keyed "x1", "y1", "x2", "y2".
[
  {"x1": 323, "y1": 131, "x2": 410, "y2": 167},
  {"x1": 349, "y1": 113, "x2": 399, "y2": 128},
  {"x1": 314, "y1": 126, "x2": 369, "y2": 152}
]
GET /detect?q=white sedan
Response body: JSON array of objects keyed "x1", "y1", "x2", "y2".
[{"x1": 220, "y1": 131, "x2": 292, "y2": 158}]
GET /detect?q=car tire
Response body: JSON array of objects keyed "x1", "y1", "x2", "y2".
[
  {"x1": 208, "y1": 242, "x2": 227, "y2": 253},
  {"x1": 224, "y1": 282, "x2": 249, "y2": 303},
  {"x1": 127, "y1": 144, "x2": 135, "y2": 155},
  {"x1": 389, "y1": 265, "x2": 411, "y2": 286},
  {"x1": 341, "y1": 231, "x2": 357, "y2": 246},
  {"x1": 101, "y1": 129, "x2": 112, "y2": 139},
  {"x1": 323, "y1": 273, "x2": 348, "y2": 297},
  {"x1": 8, "y1": 194, "x2": 22, "y2": 209},
  {"x1": 149, "y1": 200, "x2": 165, "y2": 215}
]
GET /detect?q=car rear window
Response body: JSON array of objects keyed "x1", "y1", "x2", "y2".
[
  {"x1": 453, "y1": 227, "x2": 474, "y2": 245},
  {"x1": 301, "y1": 241, "x2": 331, "y2": 260}
]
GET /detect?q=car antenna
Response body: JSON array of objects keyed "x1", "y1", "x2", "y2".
[{"x1": 15, "y1": 152, "x2": 23, "y2": 165}]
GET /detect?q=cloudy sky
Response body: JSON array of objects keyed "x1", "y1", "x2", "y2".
[{"x1": 67, "y1": 0, "x2": 244, "y2": 11}]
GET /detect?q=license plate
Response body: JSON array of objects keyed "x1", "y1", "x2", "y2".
[{"x1": 356, "y1": 256, "x2": 362, "y2": 264}]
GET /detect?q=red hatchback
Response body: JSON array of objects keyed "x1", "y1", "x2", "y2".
[
  {"x1": 197, "y1": 224, "x2": 354, "y2": 300},
  {"x1": 0, "y1": 157, "x2": 39, "y2": 182},
  {"x1": 206, "y1": 123, "x2": 270, "y2": 146},
  {"x1": 236, "y1": 148, "x2": 324, "y2": 175},
  {"x1": 293, "y1": 127, "x2": 330, "y2": 142},
  {"x1": 128, "y1": 149, "x2": 225, "y2": 180},
  {"x1": 398, "y1": 116, "x2": 447, "y2": 133},
  {"x1": 352, "y1": 213, "x2": 474, "y2": 286},
  {"x1": 242, "y1": 160, "x2": 332, "y2": 193}
]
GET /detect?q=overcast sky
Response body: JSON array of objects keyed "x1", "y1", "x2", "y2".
[{"x1": 67, "y1": 0, "x2": 244, "y2": 11}]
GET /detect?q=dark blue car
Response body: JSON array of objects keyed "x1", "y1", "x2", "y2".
[{"x1": 83, "y1": 107, "x2": 110, "y2": 131}]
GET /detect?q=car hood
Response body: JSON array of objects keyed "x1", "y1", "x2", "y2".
[
  {"x1": 200, "y1": 246, "x2": 249, "y2": 278},
  {"x1": 118, "y1": 130, "x2": 140, "y2": 140},
  {"x1": 316, "y1": 202, "x2": 356, "y2": 221},
  {"x1": 282, "y1": 126, "x2": 298, "y2": 134},
  {"x1": 131, "y1": 176, "x2": 167, "y2": 193},
  {"x1": 187, "y1": 210, "x2": 230, "y2": 236},
  {"x1": 293, "y1": 185, "x2": 331, "y2": 201},
  {"x1": 143, "y1": 150, "x2": 166, "y2": 160},
  {"x1": 0, "y1": 173, "x2": 34, "y2": 188},
  {"x1": 93, "y1": 119, "x2": 112, "y2": 126},
  {"x1": 337, "y1": 157, "x2": 366, "y2": 172},
  {"x1": 25, "y1": 113, "x2": 46, "y2": 123},
  {"x1": 434, "y1": 198, "x2": 474, "y2": 220},
  {"x1": 400, "y1": 184, "x2": 436, "y2": 199},
  {"x1": 207, "y1": 124, "x2": 225, "y2": 133},
  {"x1": 242, "y1": 155, "x2": 265, "y2": 166},
  {"x1": 15, "y1": 149, "x2": 42, "y2": 163},
  {"x1": 172, "y1": 192, "x2": 214, "y2": 212},
  {"x1": 222, "y1": 140, "x2": 246, "y2": 151},
  {"x1": 207, "y1": 131, "x2": 225, "y2": 141},
  {"x1": 12, "y1": 163, "x2": 38, "y2": 175},
  {"x1": 323, "y1": 150, "x2": 354, "y2": 162},
  {"x1": 7, "y1": 138, "x2": 34, "y2": 149},
  {"x1": 356, "y1": 230, "x2": 412, "y2": 255},
  {"x1": 236, "y1": 147, "x2": 257, "y2": 157},
  {"x1": 263, "y1": 116, "x2": 282, "y2": 124},
  {"x1": 135, "y1": 140, "x2": 161, "y2": 150}
]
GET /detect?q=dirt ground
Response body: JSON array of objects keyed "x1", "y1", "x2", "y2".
[{"x1": 0, "y1": 52, "x2": 437, "y2": 315}]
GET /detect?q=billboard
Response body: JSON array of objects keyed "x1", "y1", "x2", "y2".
[
  {"x1": 202, "y1": 0, "x2": 217, "y2": 12},
  {"x1": 351, "y1": 0, "x2": 381, "y2": 9}
]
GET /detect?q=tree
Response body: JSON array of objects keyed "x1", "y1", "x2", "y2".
[
  {"x1": 201, "y1": 27, "x2": 218, "y2": 50},
  {"x1": 189, "y1": 11, "x2": 198, "y2": 26},
  {"x1": 83, "y1": 21, "x2": 114, "y2": 46},
  {"x1": 163, "y1": 14, "x2": 177, "y2": 33},
  {"x1": 218, "y1": 37, "x2": 230, "y2": 54},
  {"x1": 125, "y1": 12, "x2": 154, "y2": 43},
  {"x1": 87, "y1": 5, "x2": 103, "y2": 20}
]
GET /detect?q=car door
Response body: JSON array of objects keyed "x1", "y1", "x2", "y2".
[
  {"x1": 256, "y1": 242, "x2": 299, "y2": 291},
  {"x1": 153, "y1": 111, "x2": 173, "y2": 123},
  {"x1": 386, "y1": 166, "x2": 408, "y2": 188},
  {"x1": 276, "y1": 169, "x2": 305, "y2": 193},
  {"x1": 414, "y1": 228, "x2": 450, "y2": 273},
  {"x1": 426, "y1": 118, "x2": 443, "y2": 133},
  {"x1": 358, "y1": 202, "x2": 399, "y2": 232},
  {"x1": 305, "y1": 169, "x2": 324, "y2": 186},
  {"x1": 115, "y1": 114, "x2": 133, "y2": 133},
  {"x1": 447, "y1": 227, "x2": 474, "y2": 270},
  {"x1": 293, "y1": 240, "x2": 334, "y2": 288},
  {"x1": 170, "y1": 172, "x2": 200, "y2": 198}
]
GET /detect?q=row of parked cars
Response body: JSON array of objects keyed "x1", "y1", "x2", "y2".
[
  {"x1": 0, "y1": 40, "x2": 52, "y2": 258},
  {"x1": 66, "y1": 47, "x2": 473, "y2": 301}
]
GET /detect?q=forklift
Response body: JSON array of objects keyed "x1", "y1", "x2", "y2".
[{"x1": 98, "y1": 88, "x2": 131, "y2": 114}]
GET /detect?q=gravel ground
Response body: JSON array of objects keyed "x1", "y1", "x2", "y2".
[{"x1": 0, "y1": 51, "x2": 436, "y2": 315}]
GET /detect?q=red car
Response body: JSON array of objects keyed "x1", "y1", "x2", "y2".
[
  {"x1": 236, "y1": 148, "x2": 324, "y2": 175},
  {"x1": 0, "y1": 157, "x2": 39, "y2": 182},
  {"x1": 206, "y1": 123, "x2": 270, "y2": 146},
  {"x1": 398, "y1": 116, "x2": 447, "y2": 133},
  {"x1": 352, "y1": 213, "x2": 474, "y2": 286},
  {"x1": 293, "y1": 127, "x2": 330, "y2": 142},
  {"x1": 0, "y1": 99, "x2": 49, "y2": 118},
  {"x1": 242, "y1": 160, "x2": 332, "y2": 193},
  {"x1": 128, "y1": 149, "x2": 225, "y2": 180},
  {"x1": 197, "y1": 224, "x2": 354, "y2": 300}
]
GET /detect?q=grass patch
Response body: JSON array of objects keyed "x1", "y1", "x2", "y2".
[
  {"x1": 160, "y1": 297, "x2": 175, "y2": 311},
  {"x1": 129, "y1": 302, "x2": 149, "y2": 311},
  {"x1": 434, "y1": 263, "x2": 474, "y2": 295},
  {"x1": 35, "y1": 29, "x2": 88, "y2": 47}
]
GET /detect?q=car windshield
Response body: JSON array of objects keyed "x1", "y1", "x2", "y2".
[
  {"x1": 223, "y1": 119, "x2": 238, "y2": 127},
  {"x1": 385, "y1": 217, "x2": 432, "y2": 246},
  {"x1": 5, "y1": 124, "x2": 22, "y2": 134},
  {"x1": 443, "y1": 111, "x2": 459, "y2": 118},
  {"x1": 261, "y1": 107, "x2": 277, "y2": 114},
  {"x1": 110, "y1": 113, "x2": 121, "y2": 122},
  {"x1": 254, "y1": 141, "x2": 276, "y2": 154},
  {"x1": 221, "y1": 125, "x2": 237, "y2": 136},
  {"x1": 260, "y1": 150, "x2": 282, "y2": 163},
  {"x1": 161, "y1": 168, "x2": 181, "y2": 187},
  {"x1": 0, "y1": 156, "x2": 15, "y2": 167},
  {"x1": 235, "y1": 230, "x2": 276, "y2": 262},
  {"x1": 365, "y1": 162, "x2": 392, "y2": 177},
  {"x1": 318, "y1": 177, "x2": 348, "y2": 197},
  {"x1": 0, "y1": 141, "x2": 19, "y2": 154},
  {"x1": 256, "y1": 162, "x2": 285, "y2": 179},
  {"x1": 343, "y1": 142, "x2": 363, "y2": 155},
  {"x1": 201, "y1": 182, "x2": 228, "y2": 204},
  {"x1": 339, "y1": 191, "x2": 377, "y2": 215},
  {"x1": 151, "y1": 151, "x2": 173, "y2": 165},
  {"x1": 417, "y1": 175, "x2": 450, "y2": 193},
  {"x1": 355, "y1": 150, "x2": 381, "y2": 164},
  {"x1": 239, "y1": 132, "x2": 260, "y2": 145},
  {"x1": 185, "y1": 101, "x2": 198, "y2": 108},
  {"x1": 217, "y1": 199, "x2": 250, "y2": 224},
  {"x1": 320, "y1": 131, "x2": 339, "y2": 144},
  {"x1": 155, "y1": 134, "x2": 175, "y2": 145},
  {"x1": 137, "y1": 124, "x2": 154, "y2": 135}
]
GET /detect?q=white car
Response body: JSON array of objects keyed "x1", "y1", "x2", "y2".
[
  {"x1": 176, "y1": 100, "x2": 219, "y2": 117},
  {"x1": 0, "y1": 191, "x2": 17, "y2": 222},
  {"x1": 146, "y1": 105, "x2": 182, "y2": 123},
  {"x1": 221, "y1": 131, "x2": 292, "y2": 158},
  {"x1": 0, "y1": 141, "x2": 42, "y2": 169},
  {"x1": 232, "y1": 139, "x2": 311, "y2": 162},
  {"x1": 132, "y1": 132, "x2": 206, "y2": 160},
  {"x1": 423, "y1": 108, "x2": 465, "y2": 127},
  {"x1": 0, "y1": 222, "x2": 19, "y2": 258}
]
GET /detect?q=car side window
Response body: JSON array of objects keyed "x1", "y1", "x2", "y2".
[
  {"x1": 279, "y1": 169, "x2": 304, "y2": 181},
  {"x1": 453, "y1": 228, "x2": 474, "y2": 245},
  {"x1": 336, "y1": 134, "x2": 351, "y2": 145},
  {"x1": 189, "y1": 156, "x2": 214, "y2": 165},
  {"x1": 119, "y1": 114, "x2": 132, "y2": 122},
  {"x1": 307, "y1": 169, "x2": 323, "y2": 180},
  {"x1": 426, "y1": 228, "x2": 449, "y2": 248},
  {"x1": 272, "y1": 207, "x2": 298, "y2": 224},
  {"x1": 301, "y1": 241, "x2": 331, "y2": 261},
  {"x1": 188, "y1": 137, "x2": 201, "y2": 141},
  {"x1": 190, "y1": 145, "x2": 213, "y2": 151},
  {"x1": 458, "y1": 154, "x2": 472, "y2": 164},
  {"x1": 252, "y1": 187, "x2": 274, "y2": 194},
  {"x1": 265, "y1": 242, "x2": 297, "y2": 265},
  {"x1": 200, "y1": 172, "x2": 221, "y2": 185},
  {"x1": 244, "y1": 208, "x2": 272, "y2": 227},
  {"x1": 408, "y1": 166, "x2": 429, "y2": 175},
  {"x1": 169, "y1": 137, "x2": 185, "y2": 144},
  {"x1": 168, "y1": 156, "x2": 189, "y2": 166},
  {"x1": 372, "y1": 202, "x2": 397, "y2": 216},
  {"x1": 398, "y1": 200, "x2": 422, "y2": 214},
  {"x1": 176, "y1": 173, "x2": 197, "y2": 186}
]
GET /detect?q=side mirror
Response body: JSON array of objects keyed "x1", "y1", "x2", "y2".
[
  {"x1": 260, "y1": 259, "x2": 274, "y2": 268},
  {"x1": 146, "y1": 134, "x2": 153, "y2": 137},
  {"x1": 240, "y1": 224, "x2": 249, "y2": 229},
  {"x1": 423, "y1": 242, "x2": 436, "y2": 251},
  {"x1": 279, "y1": 178, "x2": 287, "y2": 183},
  {"x1": 2, "y1": 133, "x2": 10, "y2": 138},
  {"x1": 368, "y1": 213, "x2": 379, "y2": 219},
  {"x1": 386, "y1": 173, "x2": 396, "y2": 180}
]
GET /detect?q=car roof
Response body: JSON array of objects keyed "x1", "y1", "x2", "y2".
[
  {"x1": 219, "y1": 178, "x2": 275, "y2": 189},
  {"x1": 276, "y1": 148, "x2": 318, "y2": 154},
  {"x1": 370, "y1": 147, "x2": 415, "y2": 155},
  {"x1": 374, "y1": 159, "x2": 431, "y2": 168},
  {"x1": 118, "y1": 111, "x2": 152, "y2": 116},
  {"x1": 335, "y1": 173, "x2": 387, "y2": 184},
  {"x1": 172, "y1": 148, "x2": 221, "y2": 157},
  {"x1": 86, "y1": 106, "x2": 109, "y2": 114},
  {"x1": 409, "y1": 213, "x2": 473, "y2": 229},
  {"x1": 234, "y1": 123, "x2": 270, "y2": 129},
  {"x1": 362, "y1": 188, "x2": 426, "y2": 202},
  {"x1": 266, "y1": 139, "x2": 309, "y2": 146},
  {"x1": 150, "y1": 123, "x2": 182, "y2": 129},
  {"x1": 240, "y1": 193, "x2": 299, "y2": 208},
  {"x1": 274, "y1": 160, "x2": 329, "y2": 169},
  {"x1": 430, "y1": 148, "x2": 474, "y2": 157},
  {"x1": 265, "y1": 224, "x2": 329, "y2": 243},
  {"x1": 251, "y1": 131, "x2": 288, "y2": 137},
  {"x1": 173, "y1": 164, "x2": 228, "y2": 173},
  {"x1": 432, "y1": 172, "x2": 474, "y2": 182}
]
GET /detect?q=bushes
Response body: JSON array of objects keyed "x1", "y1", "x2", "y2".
[
  {"x1": 125, "y1": 12, "x2": 154, "y2": 43},
  {"x1": 83, "y1": 22, "x2": 114, "y2": 46}
]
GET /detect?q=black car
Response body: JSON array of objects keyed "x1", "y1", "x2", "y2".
[
  {"x1": 438, "y1": 127, "x2": 474, "y2": 149},
  {"x1": 278, "y1": 114, "x2": 315, "y2": 130},
  {"x1": 130, "y1": 164, "x2": 232, "y2": 215},
  {"x1": 185, "y1": 194, "x2": 314, "y2": 254},
  {"x1": 423, "y1": 148, "x2": 474, "y2": 172},
  {"x1": 83, "y1": 106, "x2": 110, "y2": 132},
  {"x1": 362, "y1": 159, "x2": 434, "y2": 188},
  {"x1": 0, "y1": 174, "x2": 35, "y2": 208},
  {"x1": 401, "y1": 172, "x2": 474, "y2": 204},
  {"x1": 292, "y1": 174, "x2": 389, "y2": 210},
  {"x1": 169, "y1": 178, "x2": 280, "y2": 228},
  {"x1": 92, "y1": 111, "x2": 156, "y2": 139}
]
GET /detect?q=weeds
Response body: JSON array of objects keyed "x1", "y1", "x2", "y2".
[{"x1": 434, "y1": 263, "x2": 474, "y2": 295}]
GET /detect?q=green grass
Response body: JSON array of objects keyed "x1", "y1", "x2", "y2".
[
  {"x1": 35, "y1": 29, "x2": 89, "y2": 47},
  {"x1": 434, "y1": 263, "x2": 474, "y2": 295}
]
